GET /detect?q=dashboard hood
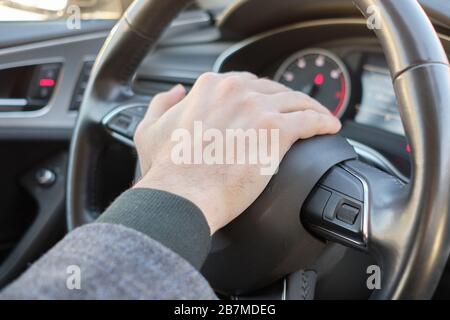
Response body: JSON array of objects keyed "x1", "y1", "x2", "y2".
[{"x1": 218, "y1": 0, "x2": 450, "y2": 39}]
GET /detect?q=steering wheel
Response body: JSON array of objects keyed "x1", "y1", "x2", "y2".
[{"x1": 67, "y1": 0, "x2": 450, "y2": 299}]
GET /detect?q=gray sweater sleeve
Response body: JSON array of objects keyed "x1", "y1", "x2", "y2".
[
  {"x1": 97, "y1": 188, "x2": 212, "y2": 270},
  {"x1": 0, "y1": 189, "x2": 217, "y2": 300}
]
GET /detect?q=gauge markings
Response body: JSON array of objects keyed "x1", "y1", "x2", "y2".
[{"x1": 274, "y1": 49, "x2": 351, "y2": 118}]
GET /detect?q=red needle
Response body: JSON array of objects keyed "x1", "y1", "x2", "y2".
[{"x1": 314, "y1": 73, "x2": 325, "y2": 86}]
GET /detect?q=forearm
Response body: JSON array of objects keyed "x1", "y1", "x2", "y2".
[
  {"x1": 97, "y1": 188, "x2": 212, "y2": 270},
  {"x1": 0, "y1": 223, "x2": 216, "y2": 300},
  {"x1": 0, "y1": 189, "x2": 215, "y2": 299}
]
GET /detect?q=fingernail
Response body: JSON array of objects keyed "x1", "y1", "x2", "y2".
[{"x1": 172, "y1": 84, "x2": 185, "y2": 94}]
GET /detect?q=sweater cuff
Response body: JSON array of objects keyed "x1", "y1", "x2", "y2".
[{"x1": 97, "y1": 188, "x2": 211, "y2": 270}]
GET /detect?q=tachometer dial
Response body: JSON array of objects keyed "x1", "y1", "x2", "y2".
[{"x1": 274, "y1": 49, "x2": 351, "y2": 118}]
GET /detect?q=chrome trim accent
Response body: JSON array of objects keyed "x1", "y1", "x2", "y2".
[
  {"x1": 309, "y1": 224, "x2": 365, "y2": 247},
  {"x1": 362, "y1": 64, "x2": 391, "y2": 75},
  {"x1": 306, "y1": 163, "x2": 370, "y2": 248},
  {"x1": 102, "y1": 103, "x2": 148, "y2": 147},
  {"x1": 0, "y1": 32, "x2": 109, "y2": 56},
  {"x1": 339, "y1": 164, "x2": 370, "y2": 247},
  {"x1": 0, "y1": 98, "x2": 27, "y2": 107},
  {"x1": 281, "y1": 278, "x2": 287, "y2": 300},
  {"x1": 171, "y1": 11, "x2": 211, "y2": 28},
  {"x1": 110, "y1": 132, "x2": 135, "y2": 147},
  {"x1": 348, "y1": 139, "x2": 409, "y2": 183}
]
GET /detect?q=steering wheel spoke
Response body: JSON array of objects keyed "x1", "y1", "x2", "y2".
[
  {"x1": 302, "y1": 158, "x2": 413, "y2": 298},
  {"x1": 302, "y1": 159, "x2": 409, "y2": 250}
]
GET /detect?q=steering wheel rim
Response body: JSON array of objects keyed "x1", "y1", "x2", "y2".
[{"x1": 67, "y1": 0, "x2": 450, "y2": 299}]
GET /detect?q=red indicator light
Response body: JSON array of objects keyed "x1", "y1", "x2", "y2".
[
  {"x1": 39, "y1": 79, "x2": 55, "y2": 87},
  {"x1": 314, "y1": 73, "x2": 325, "y2": 86},
  {"x1": 406, "y1": 144, "x2": 411, "y2": 153}
]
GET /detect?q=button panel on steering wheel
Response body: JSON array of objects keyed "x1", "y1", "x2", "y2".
[
  {"x1": 102, "y1": 104, "x2": 148, "y2": 146},
  {"x1": 302, "y1": 164, "x2": 367, "y2": 248}
]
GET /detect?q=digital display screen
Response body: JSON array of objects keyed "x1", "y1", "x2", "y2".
[{"x1": 355, "y1": 62, "x2": 405, "y2": 136}]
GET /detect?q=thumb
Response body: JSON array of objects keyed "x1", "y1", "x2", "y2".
[{"x1": 146, "y1": 84, "x2": 186, "y2": 123}]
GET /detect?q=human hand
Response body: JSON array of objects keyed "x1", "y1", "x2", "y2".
[{"x1": 134, "y1": 72, "x2": 341, "y2": 234}]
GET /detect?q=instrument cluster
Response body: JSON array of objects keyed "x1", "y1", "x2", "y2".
[
  {"x1": 273, "y1": 48, "x2": 403, "y2": 136},
  {"x1": 271, "y1": 47, "x2": 410, "y2": 176}
]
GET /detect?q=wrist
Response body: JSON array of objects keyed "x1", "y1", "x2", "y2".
[{"x1": 134, "y1": 171, "x2": 221, "y2": 234}]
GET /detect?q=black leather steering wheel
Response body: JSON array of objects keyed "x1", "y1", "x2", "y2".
[{"x1": 67, "y1": 0, "x2": 450, "y2": 299}]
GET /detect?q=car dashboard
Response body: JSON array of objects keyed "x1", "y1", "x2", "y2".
[
  {"x1": 269, "y1": 47, "x2": 409, "y2": 176},
  {"x1": 1, "y1": 0, "x2": 450, "y2": 298},
  {"x1": 0, "y1": 10, "x2": 449, "y2": 175},
  {"x1": 210, "y1": 18, "x2": 450, "y2": 178}
]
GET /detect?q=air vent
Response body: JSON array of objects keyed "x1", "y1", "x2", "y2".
[{"x1": 69, "y1": 60, "x2": 94, "y2": 111}]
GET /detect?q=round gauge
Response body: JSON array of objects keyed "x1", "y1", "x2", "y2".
[{"x1": 274, "y1": 49, "x2": 351, "y2": 118}]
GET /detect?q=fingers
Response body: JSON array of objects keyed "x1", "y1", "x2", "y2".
[
  {"x1": 194, "y1": 71, "x2": 257, "y2": 89},
  {"x1": 267, "y1": 91, "x2": 332, "y2": 115},
  {"x1": 219, "y1": 73, "x2": 291, "y2": 95},
  {"x1": 222, "y1": 71, "x2": 258, "y2": 81},
  {"x1": 248, "y1": 78, "x2": 292, "y2": 94},
  {"x1": 145, "y1": 84, "x2": 186, "y2": 123},
  {"x1": 194, "y1": 72, "x2": 290, "y2": 96},
  {"x1": 282, "y1": 109, "x2": 342, "y2": 143},
  {"x1": 167, "y1": 72, "x2": 341, "y2": 146},
  {"x1": 195, "y1": 73, "x2": 328, "y2": 115}
]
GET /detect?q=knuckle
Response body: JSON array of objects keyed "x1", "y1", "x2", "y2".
[
  {"x1": 238, "y1": 71, "x2": 258, "y2": 79},
  {"x1": 256, "y1": 78, "x2": 272, "y2": 88},
  {"x1": 242, "y1": 92, "x2": 261, "y2": 108},
  {"x1": 224, "y1": 71, "x2": 257, "y2": 79},
  {"x1": 197, "y1": 72, "x2": 219, "y2": 86},
  {"x1": 259, "y1": 78, "x2": 279, "y2": 87},
  {"x1": 294, "y1": 90, "x2": 308, "y2": 98},
  {"x1": 218, "y1": 75, "x2": 244, "y2": 94}
]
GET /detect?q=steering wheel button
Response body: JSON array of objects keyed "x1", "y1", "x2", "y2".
[
  {"x1": 323, "y1": 193, "x2": 342, "y2": 220},
  {"x1": 107, "y1": 114, "x2": 133, "y2": 135},
  {"x1": 319, "y1": 166, "x2": 364, "y2": 202},
  {"x1": 131, "y1": 106, "x2": 148, "y2": 117},
  {"x1": 302, "y1": 187, "x2": 332, "y2": 224},
  {"x1": 336, "y1": 204, "x2": 360, "y2": 225}
]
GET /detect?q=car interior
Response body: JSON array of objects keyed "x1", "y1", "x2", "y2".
[{"x1": 0, "y1": 0, "x2": 450, "y2": 300}]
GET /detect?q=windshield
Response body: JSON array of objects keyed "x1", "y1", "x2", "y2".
[
  {"x1": 0, "y1": 0, "x2": 128, "y2": 21},
  {"x1": 0, "y1": 0, "x2": 235, "y2": 22},
  {"x1": 197, "y1": 0, "x2": 234, "y2": 11}
]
